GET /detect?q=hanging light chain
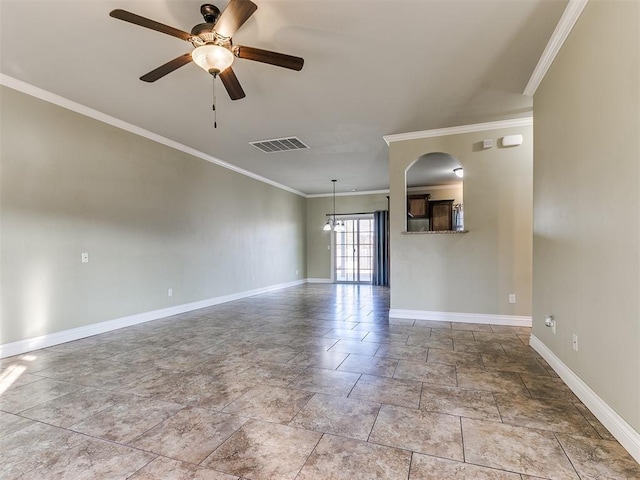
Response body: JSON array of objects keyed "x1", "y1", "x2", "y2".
[
  {"x1": 212, "y1": 75, "x2": 217, "y2": 129},
  {"x1": 332, "y1": 179, "x2": 337, "y2": 227}
]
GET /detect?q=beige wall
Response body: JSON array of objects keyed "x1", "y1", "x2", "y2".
[
  {"x1": 533, "y1": 0, "x2": 640, "y2": 431},
  {"x1": 0, "y1": 86, "x2": 306, "y2": 345},
  {"x1": 389, "y1": 126, "x2": 533, "y2": 315},
  {"x1": 306, "y1": 193, "x2": 388, "y2": 280}
]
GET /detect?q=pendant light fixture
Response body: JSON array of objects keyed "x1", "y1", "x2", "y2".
[{"x1": 323, "y1": 179, "x2": 345, "y2": 232}]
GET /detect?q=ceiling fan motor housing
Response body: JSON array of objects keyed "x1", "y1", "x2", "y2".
[{"x1": 200, "y1": 4, "x2": 221, "y2": 24}]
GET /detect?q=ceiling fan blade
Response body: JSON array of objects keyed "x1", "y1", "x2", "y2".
[
  {"x1": 214, "y1": 0, "x2": 257, "y2": 38},
  {"x1": 219, "y1": 68, "x2": 246, "y2": 100},
  {"x1": 109, "y1": 9, "x2": 192, "y2": 41},
  {"x1": 140, "y1": 53, "x2": 193, "y2": 82},
  {"x1": 234, "y1": 46, "x2": 304, "y2": 71}
]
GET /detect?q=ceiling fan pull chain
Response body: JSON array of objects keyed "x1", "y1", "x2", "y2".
[{"x1": 212, "y1": 75, "x2": 218, "y2": 128}]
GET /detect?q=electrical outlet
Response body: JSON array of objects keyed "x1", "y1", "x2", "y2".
[
  {"x1": 168, "y1": 288, "x2": 173, "y2": 297},
  {"x1": 572, "y1": 334, "x2": 578, "y2": 351},
  {"x1": 81, "y1": 252, "x2": 89, "y2": 263},
  {"x1": 296, "y1": 270, "x2": 299, "y2": 276},
  {"x1": 508, "y1": 294, "x2": 516, "y2": 304}
]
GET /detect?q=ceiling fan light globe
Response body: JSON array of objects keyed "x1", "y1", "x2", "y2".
[{"x1": 192, "y1": 44, "x2": 234, "y2": 75}]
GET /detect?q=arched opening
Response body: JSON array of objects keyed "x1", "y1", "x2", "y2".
[{"x1": 405, "y1": 152, "x2": 463, "y2": 232}]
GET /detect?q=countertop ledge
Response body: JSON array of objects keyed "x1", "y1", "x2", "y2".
[{"x1": 401, "y1": 230, "x2": 468, "y2": 235}]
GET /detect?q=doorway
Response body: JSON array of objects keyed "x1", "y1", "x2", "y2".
[{"x1": 335, "y1": 216, "x2": 374, "y2": 283}]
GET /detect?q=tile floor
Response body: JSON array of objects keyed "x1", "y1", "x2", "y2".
[{"x1": 1, "y1": 284, "x2": 639, "y2": 479}]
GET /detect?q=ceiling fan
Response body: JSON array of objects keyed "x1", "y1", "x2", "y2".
[{"x1": 110, "y1": 0, "x2": 304, "y2": 100}]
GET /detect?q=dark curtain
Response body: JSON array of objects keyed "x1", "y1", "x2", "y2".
[{"x1": 372, "y1": 210, "x2": 389, "y2": 286}]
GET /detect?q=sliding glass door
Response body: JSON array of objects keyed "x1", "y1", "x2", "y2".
[{"x1": 335, "y1": 216, "x2": 374, "y2": 283}]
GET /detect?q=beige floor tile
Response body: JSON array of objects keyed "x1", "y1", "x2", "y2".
[
  {"x1": 490, "y1": 325, "x2": 532, "y2": 335},
  {"x1": 0, "y1": 422, "x2": 85, "y2": 479},
  {"x1": 0, "y1": 350, "x2": 72, "y2": 374},
  {"x1": 202, "y1": 419, "x2": 321, "y2": 480},
  {"x1": 414, "y1": 320, "x2": 452, "y2": 330},
  {"x1": 327, "y1": 339, "x2": 381, "y2": 355},
  {"x1": 0, "y1": 377, "x2": 79, "y2": 413},
  {"x1": 393, "y1": 359, "x2": 456, "y2": 385},
  {"x1": 23, "y1": 436, "x2": 155, "y2": 480},
  {"x1": 36, "y1": 358, "x2": 155, "y2": 390},
  {"x1": 481, "y1": 353, "x2": 549, "y2": 376},
  {"x1": 473, "y1": 332, "x2": 525, "y2": 344},
  {"x1": 453, "y1": 340, "x2": 506, "y2": 354},
  {"x1": 288, "y1": 367, "x2": 360, "y2": 396},
  {"x1": 557, "y1": 433, "x2": 640, "y2": 479},
  {"x1": 375, "y1": 343, "x2": 429, "y2": 361},
  {"x1": 69, "y1": 394, "x2": 184, "y2": 443},
  {"x1": 133, "y1": 407, "x2": 246, "y2": 464},
  {"x1": 238, "y1": 361, "x2": 306, "y2": 386},
  {"x1": 121, "y1": 369, "x2": 200, "y2": 398},
  {"x1": 369, "y1": 404, "x2": 463, "y2": 460},
  {"x1": 452, "y1": 322, "x2": 494, "y2": 332},
  {"x1": 289, "y1": 393, "x2": 380, "y2": 440},
  {"x1": 462, "y1": 418, "x2": 579, "y2": 479},
  {"x1": 388, "y1": 317, "x2": 415, "y2": 326},
  {"x1": 520, "y1": 374, "x2": 580, "y2": 403},
  {"x1": 409, "y1": 454, "x2": 521, "y2": 479},
  {"x1": 286, "y1": 351, "x2": 348, "y2": 370},
  {"x1": 164, "y1": 374, "x2": 256, "y2": 410},
  {"x1": 337, "y1": 353, "x2": 398, "y2": 377},
  {"x1": 149, "y1": 350, "x2": 218, "y2": 372},
  {"x1": 129, "y1": 457, "x2": 239, "y2": 479},
  {"x1": 241, "y1": 346, "x2": 301, "y2": 364},
  {"x1": 296, "y1": 434, "x2": 411, "y2": 480},
  {"x1": 362, "y1": 331, "x2": 410, "y2": 344},
  {"x1": 405, "y1": 334, "x2": 454, "y2": 350},
  {"x1": 0, "y1": 369, "x2": 43, "y2": 391},
  {"x1": 456, "y1": 368, "x2": 530, "y2": 395},
  {"x1": 426, "y1": 349, "x2": 483, "y2": 367},
  {"x1": 110, "y1": 345, "x2": 182, "y2": 365},
  {"x1": 222, "y1": 384, "x2": 313, "y2": 422},
  {"x1": 495, "y1": 393, "x2": 599, "y2": 436},
  {"x1": 19, "y1": 387, "x2": 123, "y2": 428},
  {"x1": 572, "y1": 402, "x2": 617, "y2": 441},
  {"x1": 420, "y1": 385, "x2": 501, "y2": 421},
  {"x1": 189, "y1": 356, "x2": 253, "y2": 377},
  {"x1": 349, "y1": 374, "x2": 422, "y2": 408},
  {"x1": 0, "y1": 411, "x2": 35, "y2": 438},
  {"x1": 5, "y1": 285, "x2": 630, "y2": 479},
  {"x1": 324, "y1": 328, "x2": 369, "y2": 341}
]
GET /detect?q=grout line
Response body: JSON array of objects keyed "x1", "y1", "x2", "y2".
[
  {"x1": 459, "y1": 416, "x2": 466, "y2": 463},
  {"x1": 553, "y1": 432, "x2": 582, "y2": 479}
]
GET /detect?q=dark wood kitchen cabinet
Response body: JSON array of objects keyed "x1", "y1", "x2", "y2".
[{"x1": 429, "y1": 200, "x2": 454, "y2": 231}]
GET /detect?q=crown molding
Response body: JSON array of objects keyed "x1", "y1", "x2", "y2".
[
  {"x1": 0, "y1": 74, "x2": 306, "y2": 198},
  {"x1": 523, "y1": 0, "x2": 589, "y2": 96},
  {"x1": 307, "y1": 189, "x2": 390, "y2": 199},
  {"x1": 383, "y1": 117, "x2": 533, "y2": 146}
]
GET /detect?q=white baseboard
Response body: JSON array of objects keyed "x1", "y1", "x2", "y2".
[
  {"x1": 0, "y1": 279, "x2": 307, "y2": 359},
  {"x1": 388, "y1": 309, "x2": 532, "y2": 327},
  {"x1": 530, "y1": 335, "x2": 640, "y2": 463},
  {"x1": 307, "y1": 278, "x2": 333, "y2": 284}
]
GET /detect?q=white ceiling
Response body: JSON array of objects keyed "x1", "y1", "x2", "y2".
[{"x1": 0, "y1": 0, "x2": 567, "y2": 195}]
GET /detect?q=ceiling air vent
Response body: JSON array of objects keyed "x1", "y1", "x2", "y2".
[{"x1": 249, "y1": 136, "x2": 309, "y2": 153}]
